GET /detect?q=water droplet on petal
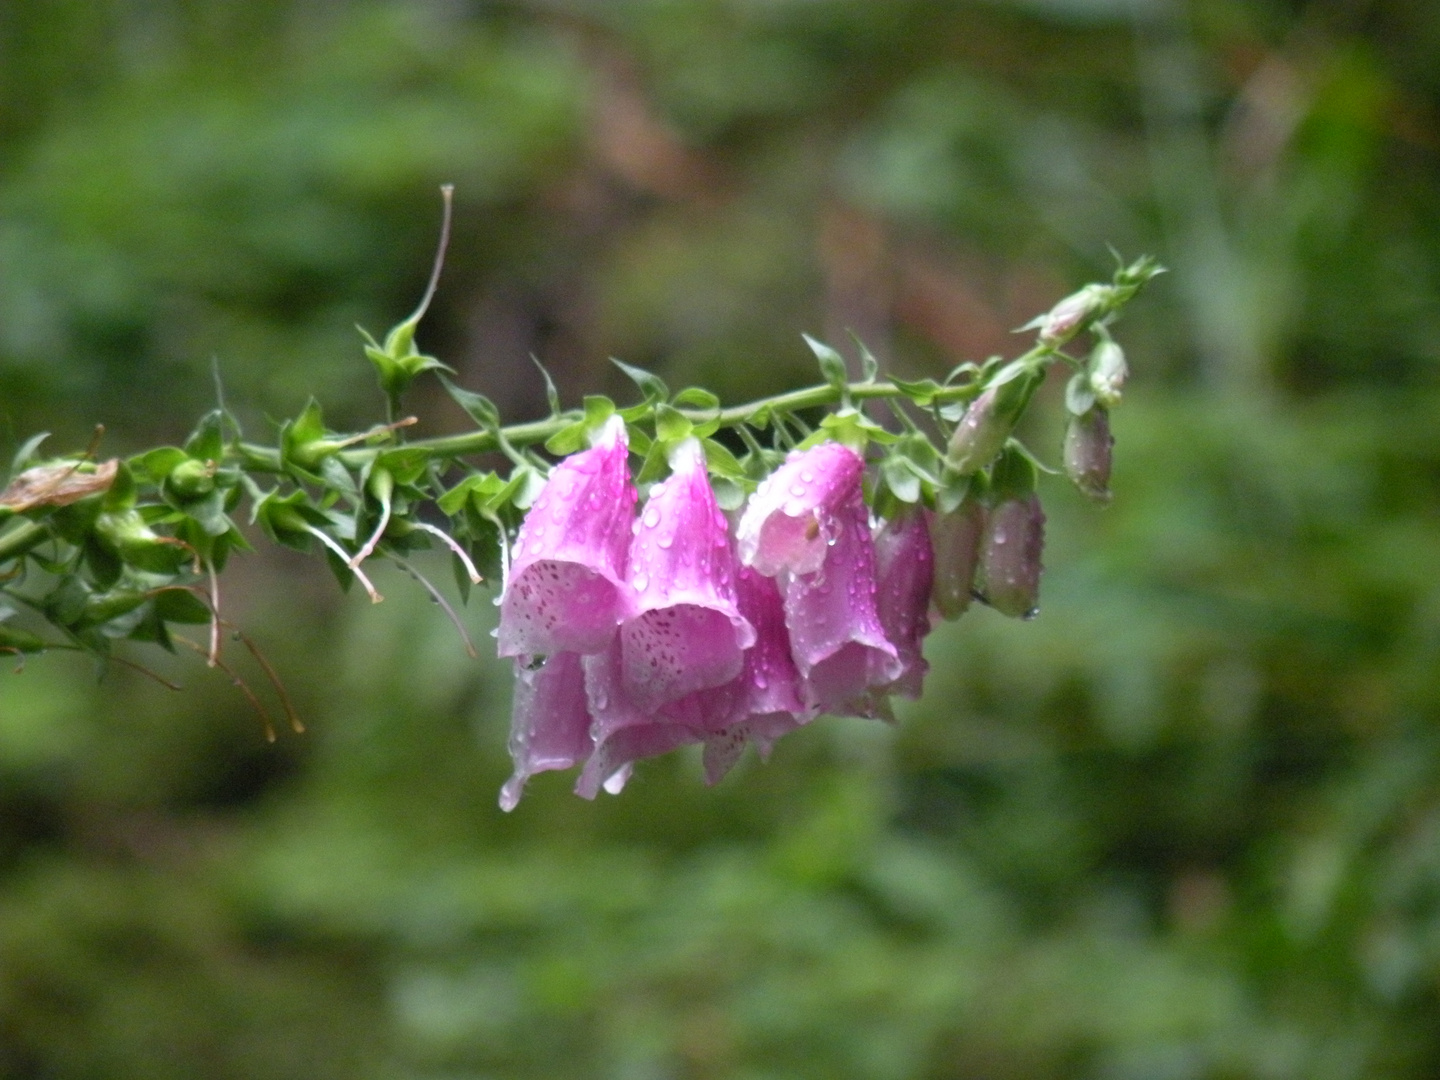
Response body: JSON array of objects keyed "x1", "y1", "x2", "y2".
[{"x1": 643, "y1": 507, "x2": 660, "y2": 528}]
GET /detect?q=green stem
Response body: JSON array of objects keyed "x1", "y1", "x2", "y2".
[
  {"x1": 0, "y1": 519, "x2": 48, "y2": 564},
  {"x1": 234, "y1": 357, "x2": 1055, "y2": 473}
]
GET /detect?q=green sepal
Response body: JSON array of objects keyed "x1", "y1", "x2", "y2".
[
  {"x1": 101, "y1": 461, "x2": 137, "y2": 513},
  {"x1": 799, "y1": 410, "x2": 896, "y2": 452},
  {"x1": 184, "y1": 410, "x2": 227, "y2": 463},
  {"x1": 133, "y1": 447, "x2": 189, "y2": 484},
  {"x1": 654, "y1": 404, "x2": 693, "y2": 444},
  {"x1": 701, "y1": 438, "x2": 747, "y2": 483},
  {"x1": 988, "y1": 444, "x2": 1040, "y2": 501},
  {"x1": 848, "y1": 332, "x2": 881, "y2": 383},
  {"x1": 1065, "y1": 372, "x2": 1097, "y2": 416}
]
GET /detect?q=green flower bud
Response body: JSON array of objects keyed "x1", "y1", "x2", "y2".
[
  {"x1": 927, "y1": 500, "x2": 985, "y2": 619},
  {"x1": 1063, "y1": 406, "x2": 1113, "y2": 503},
  {"x1": 167, "y1": 457, "x2": 216, "y2": 498},
  {"x1": 1088, "y1": 338, "x2": 1128, "y2": 407},
  {"x1": 945, "y1": 371, "x2": 1038, "y2": 475}
]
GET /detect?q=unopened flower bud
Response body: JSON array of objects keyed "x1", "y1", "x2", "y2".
[
  {"x1": 168, "y1": 457, "x2": 216, "y2": 498},
  {"x1": 1063, "y1": 406, "x2": 1113, "y2": 503},
  {"x1": 1088, "y1": 338, "x2": 1128, "y2": 407},
  {"x1": 945, "y1": 371, "x2": 1037, "y2": 475},
  {"x1": 926, "y1": 499, "x2": 984, "y2": 620},
  {"x1": 1038, "y1": 284, "x2": 1109, "y2": 346},
  {"x1": 977, "y1": 492, "x2": 1045, "y2": 619}
]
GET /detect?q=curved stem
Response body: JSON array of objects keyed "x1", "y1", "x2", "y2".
[{"x1": 231, "y1": 362, "x2": 1048, "y2": 474}]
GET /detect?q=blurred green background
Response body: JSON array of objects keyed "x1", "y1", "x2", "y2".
[{"x1": 3, "y1": 0, "x2": 1440, "y2": 1076}]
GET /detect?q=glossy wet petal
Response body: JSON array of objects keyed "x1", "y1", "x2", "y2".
[{"x1": 497, "y1": 417, "x2": 636, "y2": 657}]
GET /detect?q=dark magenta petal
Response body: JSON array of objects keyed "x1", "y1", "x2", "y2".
[{"x1": 873, "y1": 510, "x2": 934, "y2": 699}]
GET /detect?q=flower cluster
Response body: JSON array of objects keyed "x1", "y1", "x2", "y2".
[
  {"x1": 496, "y1": 415, "x2": 1044, "y2": 809},
  {"x1": 0, "y1": 240, "x2": 1154, "y2": 769}
]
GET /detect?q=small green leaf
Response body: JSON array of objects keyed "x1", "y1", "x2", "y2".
[
  {"x1": 701, "y1": 438, "x2": 747, "y2": 481},
  {"x1": 611, "y1": 359, "x2": 669, "y2": 403},
  {"x1": 9, "y1": 432, "x2": 50, "y2": 475},
  {"x1": 544, "y1": 420, "x2": 590, "y2": 457},
  {"x1": 440, "y1": 376, "x2": 501, "y2": 431},
  {"x1": 711, "y1": 477, "x2": 746, "y2": 511},
  {"x1": 881, "y1": 455, "x2": 923, "y2": 504},
  {"x1": 890, "y1": 376, "x2": 943, "y2": 407},
  {"x1": 672, "y1": 387, "x2": 720, "y2": 410},
  {"x1": 625, "y1": 424, "x2": 654, "y2": 457},
  {"x1": 803, "y1": 334, "x2": 849, "y2": 393},
  {"x1": 848, "y1": 332, "x2": 880, "y2": 382},
  {"x1": 153, "y1": 588, "x2": 213, "y2": 625},
  {"x1": 531, "y1": 355, "x2": 562, "y2": 417}
]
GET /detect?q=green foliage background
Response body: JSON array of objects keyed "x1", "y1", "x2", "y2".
[{"x1": 3, "y1": 0, "x2": 1440, "y2": 1076}]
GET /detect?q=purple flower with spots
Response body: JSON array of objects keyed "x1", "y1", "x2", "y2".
[
  {"x1": 872, "y1": 510, "x2": 934, "y2": 699},
  {"x1": 499, "y1": 651, "x2": 594, "y2": 812},
  {"x1": 736, "y1": 442, "x2": 866, "y2": 577},
  {"x1": 701, "y1": 564, "x2": 812, "y2": 784},
  {"x1": 572, "y1": 639, "x2": 702, "y2": 798},
  {"x1": 497, "y1": 416, "x2": 636, "y2": 658},
  {"x1": 615, "y1": 438, "x2": 755, "y2": 713},
  {"x1": 744, "y1": 448, "x2": 900, "y2": 716},
  {"x1": 574, "y1": 438, "x2": 757, "y2": 796}
]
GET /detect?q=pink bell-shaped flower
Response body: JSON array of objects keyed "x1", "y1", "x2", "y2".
[
  {"x1": 736, "y1": 441, "x2": 867, "y2": 577},
  {"x1": 872, "y1": 510, "x2": 934, "y2": 699},
  {"x1": 573, "y1": 639, "x2": 704, "y2": 799},
  {"x1": 497, "y1": 416, "x2": 636, "y2": 658},
  {"x1": 778, "y1": 476, "x2": 901, "y2": 715},
  {"x1": 499, "y1": 651, "x2": 594, "y2": 812},
  {"x1": 617, "y1": 438, "x2": 755, "y2": 714},
  {"x1": 701, "y1": 565, "x2": 812, "y2": 784}
]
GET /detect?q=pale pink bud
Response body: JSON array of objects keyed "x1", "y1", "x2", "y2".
[
  {"x1": 977, "y1": 492, "x2": 1045, "y2": 619},
  {"x1": 927, "y1": 501, "x2": 985, "y2": 620},
  {"x1": 1064, "y1": 407, "x2": 1114, "y2": 503}
]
